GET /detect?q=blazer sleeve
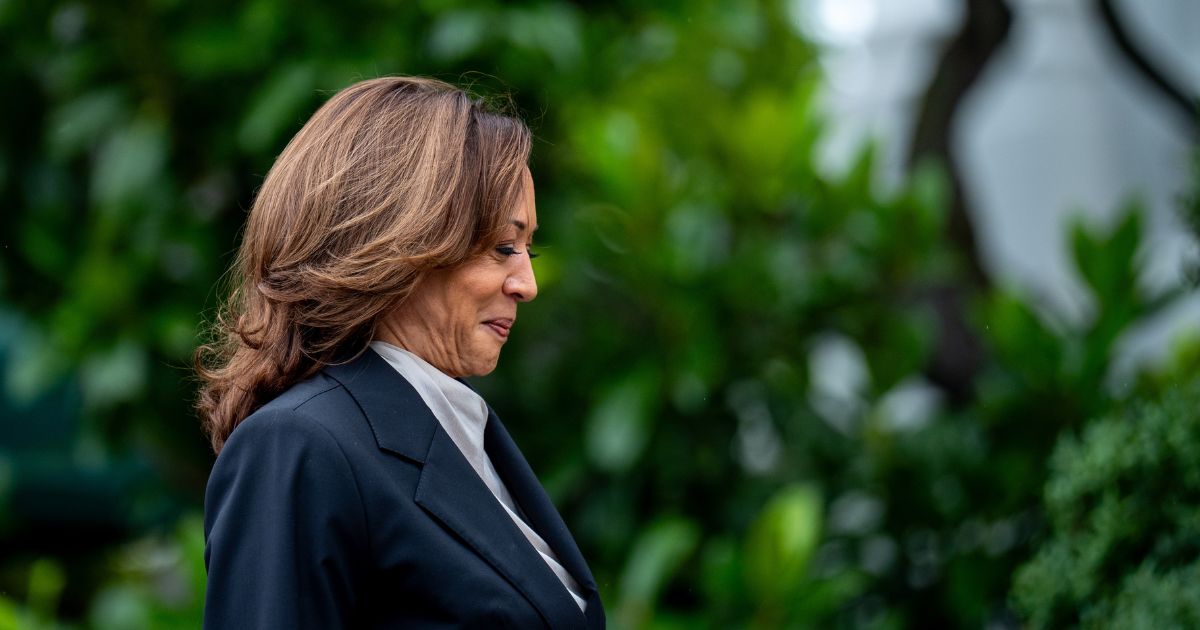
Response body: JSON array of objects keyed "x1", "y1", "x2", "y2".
[{"x1": 203, "y1": 407, "x2": 369, "y2": 630}]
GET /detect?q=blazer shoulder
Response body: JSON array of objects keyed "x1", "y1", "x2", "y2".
[
  {"x1": 224, "y1": 373, "x2": 368, "y2": 456},
  {"x1": 209, "y1": 378, "x2": 372, "y2": 542},
  {"x1": 204, "y1": 377, "x2": 370, "y2": 630},
  {"x1": 259, "y1": 372, "x2": 344, "y2": 414}
]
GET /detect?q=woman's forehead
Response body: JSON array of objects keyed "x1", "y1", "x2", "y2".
[{"x1": 511, "y1": 172, "x2": 538, "y2": 234}]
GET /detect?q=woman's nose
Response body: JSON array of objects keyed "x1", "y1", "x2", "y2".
[{"x1": 504, "y1": 255, "x2": 538, "y2": 302}]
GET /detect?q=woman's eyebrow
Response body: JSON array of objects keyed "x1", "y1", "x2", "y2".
[{"x1": 511, "y1": 219, "x2": 538, "y2": 233}]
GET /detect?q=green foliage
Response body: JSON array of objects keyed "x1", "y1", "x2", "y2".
[
  {"x1": 615, "y1": 517, "x2": 700, "y2": 628},
  {"x1": 983, "y1": 204, "x2": 1173, "y2": 411},
  {"x1": 1, "y1": 0, "x2": 1196, "y2": 628},
  {"x1": 1012, "y1": 379, "x2": 1200, "y2": 629},
  {"x1": 86, "y1": 516, "x2": 207, "y2": 630},
  {"x1": 0, "y1": 517, "x2": 204, "y2": 630},
  {"x1": 743, "y1": 484, "x2": 822, "y2": 605},
  {"x1": 0, "y1": 559, "x2": 69, "y2": 630},
  {"x1": 741, "y1": 484, "x2": 827, "y2": 626}
]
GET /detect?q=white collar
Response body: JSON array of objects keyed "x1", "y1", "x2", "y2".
[
  {"x1": 368, "y1": 341, "x2": 489, "y2": 466},
  {"x1": 367, "y1": 341, "x2": 588, "y2": 611}
]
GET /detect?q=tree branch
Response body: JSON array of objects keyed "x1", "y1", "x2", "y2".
[
  {"x1": 1095, "y1": 0, "x2": 1199, "y2": 139},
  {"x1": 907, "y1": 0, "x2": 1014, "y2": 287},
  {"x1": 906, "y1": 0, "x2": 1014, "y2": 402}
]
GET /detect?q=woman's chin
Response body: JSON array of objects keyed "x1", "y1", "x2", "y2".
[{"x1": 463, "y1": 354, "x2": 500, "y2": 378}]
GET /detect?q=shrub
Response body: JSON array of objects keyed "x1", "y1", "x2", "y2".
[{"x1": 1013, "y1": 379, "x2": 1200, "y2": 628}]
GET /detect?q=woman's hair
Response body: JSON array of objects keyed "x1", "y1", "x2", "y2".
[{"x1": 196, "y1": 76, "x2": 531, "y2": 453}]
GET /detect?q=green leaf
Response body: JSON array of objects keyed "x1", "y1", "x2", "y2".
[
  {"x1": 843, "y1": 140, "x2": 878, "y2": 201},
  {"x1": 427, "y1": 10, "x2": 489, "y2": 62},
  {"x1": 616, "y1": 517, "x2": 700, "y2": 627},
  {"x1": 0, "y1": 595, "x2": 19, "y2": 630},
  {"x1": 27, "y1": 559, "x2": 65, "y2": 621},
  {"x1": 4, "y1": 324, "x2": 65, "y2": 404},
  {"x1": 46, "y1": 89, "x2": 127, "y2": 159},
  {"x1": 90, "y1": 117, "x2": 169, "y2": 213},
  {"x1": 89, "y1": 585, "x2": 150, "y2": 630},
  {"x1": 504, "y1": 5, "x2": 582, "y2": 70},
  {"x1": 237, "y1": 63, "x2": 317, "y2": 154},
  {"x1": 1070, "y1": 208, "x2": 1142, "y2": 312},
  {"x1": 744, "y1": 483, "x2": 823, "y2": 603},
  {"x1": 584, "y1": 366, "x2": 659, "y2": 472},
  {"x1": 80, "y1": 340, "x2": 147, "y2": 409}
]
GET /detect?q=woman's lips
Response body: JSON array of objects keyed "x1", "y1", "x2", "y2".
[{"x1": 483, "y1": 318, "x2": 513, "y2": 339}]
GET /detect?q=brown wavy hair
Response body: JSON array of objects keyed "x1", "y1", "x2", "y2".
[{"x1": 195, "y1": 76, "x2": 531, "y2": 453}]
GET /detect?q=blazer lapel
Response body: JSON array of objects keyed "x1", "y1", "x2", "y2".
[
  {"x1": 325, "y1": 349, "x2": 587, "y2": 628},
  {"x1": 485, "y1": 413, "x2": 606, "y2": 628},
  {"x1": 415, "y1": 430, "x2": 587, "y2": 627},
  {"x1": 484, "y1": 413, "x2": 595, "y2": 588}
]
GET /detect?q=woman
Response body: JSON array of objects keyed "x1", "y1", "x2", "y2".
[{"x1": 197, "y1": 77, "x2": 605, "y2": 629}]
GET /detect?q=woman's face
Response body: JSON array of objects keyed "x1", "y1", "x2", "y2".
[{"x1": 378, "y1": 169, "x2": 539, "y2": 377}]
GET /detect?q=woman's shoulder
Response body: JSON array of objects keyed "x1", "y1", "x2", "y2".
[
  {"x1": 222, "y1": 372, "x2": 364, "y2": 458},
  {"x1": 259, "y1": 371, "x2": 346, "y2": 416}
]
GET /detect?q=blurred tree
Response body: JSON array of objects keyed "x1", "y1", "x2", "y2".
[
  {"x1": 908, "y1": 0, "x2": 1012, "y2": 288},
  {"x1": 906, "y1": 0, "x2": 1013, "y2": 404},
  {"x1": 1012, "y1": 378, "x2": 1200, "y2": 629},
  {"x1": 0, "y1": 0, "x2": 1195, "y2": 628}
]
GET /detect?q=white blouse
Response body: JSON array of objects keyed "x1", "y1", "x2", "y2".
[{"x1": 369, "y1": 341, "x2": 587, "y2": 611}]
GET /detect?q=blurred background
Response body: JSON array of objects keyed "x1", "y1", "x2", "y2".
[{"x1": 1, "y1": 0, "x2": 1198, "y2": 627}]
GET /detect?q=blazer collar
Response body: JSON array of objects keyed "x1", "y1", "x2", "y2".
[
  {"x1": 324, "y1": 349, "x2": 597, "y2": 628},
  {"x1": 324, "y1": 348, "x2": 437, "y2": 464}
]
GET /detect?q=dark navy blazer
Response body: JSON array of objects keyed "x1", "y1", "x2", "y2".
[{"x1": 203, "y1": 348, "x2": 605, "y2": 629}]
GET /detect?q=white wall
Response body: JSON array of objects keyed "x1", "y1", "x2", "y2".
[{"x1": 801, "y1": 0, "x2": 1200, "y2": 382}]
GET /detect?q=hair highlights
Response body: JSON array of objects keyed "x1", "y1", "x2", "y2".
[{"x1": 195, "y1": 76, "x2": 531, "y2": 452}]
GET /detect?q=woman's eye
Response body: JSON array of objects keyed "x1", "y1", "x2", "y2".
[{"x1": 495, "y1": 244, "x2": 539, "y2": 259}]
